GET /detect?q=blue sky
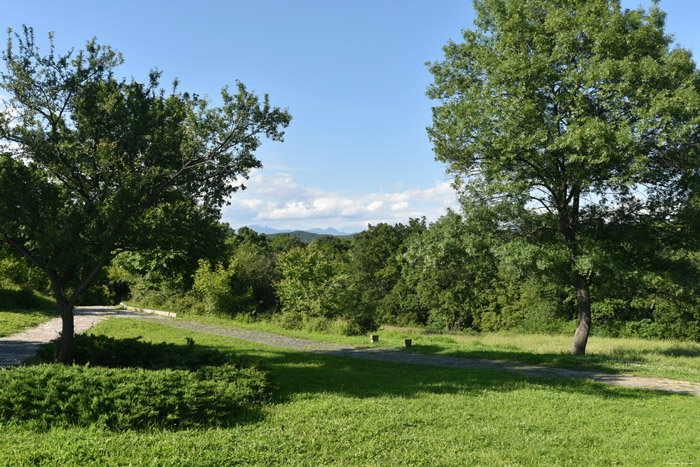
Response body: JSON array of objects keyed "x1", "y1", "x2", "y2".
[{"x1": 3, "y1": 1, "x2": 699, "y2": 233}]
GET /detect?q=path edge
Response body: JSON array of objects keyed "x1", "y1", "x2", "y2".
[{"x1": 119, "y1": 302, "x2": 177, "y2": 318}]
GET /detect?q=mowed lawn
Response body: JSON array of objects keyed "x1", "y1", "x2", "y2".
[{"x1": 1, "y1": 318, "x2": 699, "y2": 466}]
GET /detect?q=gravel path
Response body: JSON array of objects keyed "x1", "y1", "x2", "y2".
[
  {"x1": 0, "y1": 307, "x2": 137, "y2": 366},
  {"x1": 2, "y1": 306, "x2": 699, "y2": 396}
]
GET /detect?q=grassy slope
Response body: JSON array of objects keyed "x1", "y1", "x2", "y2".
[
  {"x1": 0, "y1": 289, "x2": 57, "y2": 337},
  {"x1": 1, "y1": 318, "x2": 698, "y2": 466}
]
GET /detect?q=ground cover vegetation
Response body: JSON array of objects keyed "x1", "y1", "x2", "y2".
[
  {"x1": 0, "y1": 328, "x2": 269, "y2": 431},
  {"x1": 1, "y1": 318, "x2": 699, "y2": 465}
]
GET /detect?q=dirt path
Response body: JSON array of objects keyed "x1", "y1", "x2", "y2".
[{"x1": 2, "y1": 306, "x2": 699, "y2": 396}]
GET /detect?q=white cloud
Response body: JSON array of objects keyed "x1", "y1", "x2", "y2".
[{"x1": 222, "y1": 169, "x2": 458, "y2": 233}]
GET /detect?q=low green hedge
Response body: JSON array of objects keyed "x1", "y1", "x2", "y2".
[
  {"x1": 1, "y1": 333, "x2": 270, "y2": 430},
  {"x1": 0, "y1": 363, "x2": 269, "y2": 430},
  {"x1": 35, "y1": 333, "x2": 233, "y2": 370}
]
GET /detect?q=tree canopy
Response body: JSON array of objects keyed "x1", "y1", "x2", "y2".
[
  {"x1": 0, "y1": 27, "x2": 291, "y2": 362},
  {"x1": 427, "y1": 0, "x2": 700, "y2": 354}
]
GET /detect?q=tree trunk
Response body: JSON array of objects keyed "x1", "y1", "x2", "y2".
[
  {"x1": 57, "y1": 298, "x2": 75, "y2": 364},
  {"x1": 571, "y1": 274, "x2": 591, "y2": 356}
]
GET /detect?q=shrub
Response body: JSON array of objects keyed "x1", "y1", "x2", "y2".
[
  {"x1": 275, "y1": 246, "x2": 353, "y2": 321},
  {"x1": 36, "y1": 334, "x2": 232, "y2": 370},
  {"x1": 2, "y1": 334, "x2": 271, "y2": 430},
  {"x1": 0, "y1": 363, "x2": 269, "y2": 430},
  {"x1": 192, "y1": 259, "x2": 255, "y2": 316}
]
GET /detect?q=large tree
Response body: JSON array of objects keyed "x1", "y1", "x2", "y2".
[
  {"x1": 0, "y1": 27, "x2": 291, "y2": 363},
  {"x1": 427, "y1": 0, "x2": 700, "y2": 354}
]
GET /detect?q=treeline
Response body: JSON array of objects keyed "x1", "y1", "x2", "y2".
[{"x1": 3, "y1": 210, "x2": 699, "y2": 340}]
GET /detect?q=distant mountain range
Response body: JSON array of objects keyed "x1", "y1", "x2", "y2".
[{"x1": 245, "y1": 225, "x2": 353, "y2": 237}]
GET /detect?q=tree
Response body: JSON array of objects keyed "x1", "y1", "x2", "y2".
[
  {"x1": 192, "y1": 258, "x2": 254, "y2": 316},
  {"x1": 427, "y1": 1, "x2": 700, "y2": 354},
  {"x1": 228, "y1": 227, "x2": 279, "y2": 313},
  {"x1": 347, "y1": 220, "x2": 425, "y2": 325},
  {"x1": 0, "y1": 27, "x2": 291, "y2": 363},
  {"x1": 402, "y1": 211, "x2": 498, "y2": 331},
  {"x1": 310, "y1": 235, "x2": 351, "y2": 262},
  {"x1": 275, "y1": 245, "x2": 351, "y2": 323}
]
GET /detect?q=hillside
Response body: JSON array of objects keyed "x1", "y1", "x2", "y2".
[
  {"x1": 267, "y1": 230, "x2": 355, "y2": 243},
  {"x1": 243, "y1": 225, "x2": 356, "y2": 243}
]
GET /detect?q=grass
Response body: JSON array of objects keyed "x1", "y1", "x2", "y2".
[
  {"x1": 128, "y1": 303, "x2": 700, "y2": 384},
  {"x1": 382, "y1": 325, "x2": 700, "y2": 383},
  {"x1": 0, "y1": 289, "x2": 57, "y2": 337},
  {"x1": 1, "y1": 317, "x2": 699, "y2": 466}
]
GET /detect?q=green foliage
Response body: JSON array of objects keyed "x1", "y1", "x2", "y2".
[
  {"x1": 0, "y1": 287, "x2": 54, "y2": 312},
  {"x1": 0, "y1": 363, "x2": 268, "y2": 430},
  {"x1": 347, "y1": 219, "x2": 426, "y2": 326},
  {"x1": 0, "y1": 288, "x2": 58, "y2": 337},
  {"x1": 402, "y1": 212, "x2": 492, "y2": 331},
  {"x1": 0, "y1": 26, "x2": 290, "y2": 361},
  {"x1": 268, "y1": 233, "x2": 307, "y2": 252},
  {"x1": 0, "y1": 244, "x2": 48, "y2": 293},
  {"x1": 108, "y1": 210, "x2": 231, "y2": 294},
  {"x1": 228, "y1": 227, "x2": 279, "y2": 313},
  {"x1": 310, "y1": 235, "x2": 352, "y2": 262},
  {"x1": 0, "y1": 332, "x2": 270, "y2": 430},
  {"x1": 192, "y1": 259, "x2": 254, "y2": 316},
  {"x1": 427, "y1": 0, "x2": 700, "y2": 351},
  {"x1": 268, "y1": 231, "x2": 355, "y2": 244},
  {"x1": 275, "y1": 245, "x2": 361, "y2": 329},
  {"x1": 36, "y1": 333, "x2": 231, "y2": 370}
]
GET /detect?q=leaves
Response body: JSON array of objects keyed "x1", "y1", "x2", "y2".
[
  {"x1": 427, "y1": 0, "x2": 700, "y2": 348},
  {"x1": 0, "y1": 27, "x2": 291, "y2": 318}
]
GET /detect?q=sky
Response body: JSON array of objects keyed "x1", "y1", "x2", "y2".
[{"x1": 3, "y1": 0, "x2": 699, "y2": 233}]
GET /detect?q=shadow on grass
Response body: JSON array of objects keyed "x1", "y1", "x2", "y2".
[
  {"x1": 400, "y1": 344, "x2": 660, "y2": 377},
  {"x1": 204, "y1": 343, "x2": 673, "y2": 406},
  {"x1": 657, "y1": 346, "x2": 700, "y2": 358},
  {"x1": 0, "y1": 288, "x2": 57, "y2": 315},
  {"x1": 35, "y1": 333, "x2": 240, "y2": 370}
]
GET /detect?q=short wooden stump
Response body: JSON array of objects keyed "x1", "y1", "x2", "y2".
[
  {"x1": 403, "y1": 338, "x2": 412, "y2": 348},
  {"x1": 370, "y1": 334, "x2": 379, "y2": 343}
]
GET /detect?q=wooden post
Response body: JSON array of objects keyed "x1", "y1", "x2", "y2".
[
  {"x1": 370, "y1": 334, "x2": 379, "y2": 343},
  {"x1": 403, "y1": 338, "x2": 412, "y2": 348}
]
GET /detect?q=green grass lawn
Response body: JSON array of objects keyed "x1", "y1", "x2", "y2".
[
  {"x1": 143, "y1": 308, "x2": 700, "y2": 384},
  {"x1": 0, "y1": 289, "x2": 57, "y2": 337},
  {"x1": 1, "y1": 317, "x2": 698, "y2": 466}
]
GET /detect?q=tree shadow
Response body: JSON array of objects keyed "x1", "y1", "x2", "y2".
[
  {"x1": 201, "y1": 343, "x2": 681, "y2": 406},
  {"x1": 656, "y1": 346, "x2": 700, "y2": 358},
  {"x1": 398, "y1": 344, "x2": 688, "y2": 378},
  {"x1": 35, "y1": 333, "x2": 240, "y2": 370},
  {"x1": 0, "y1": 288, "x2": 56, "y2": 314}
]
